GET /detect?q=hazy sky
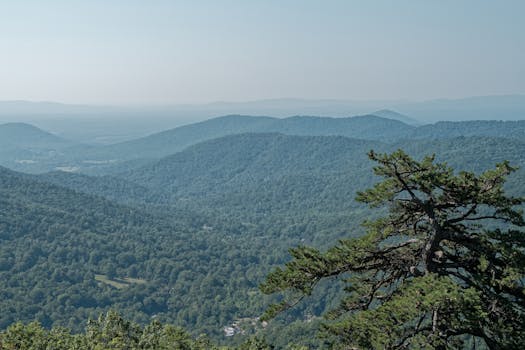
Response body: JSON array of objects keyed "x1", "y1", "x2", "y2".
[{"x1": 1, "y1": 0, "x2": 524, "y2": 105}]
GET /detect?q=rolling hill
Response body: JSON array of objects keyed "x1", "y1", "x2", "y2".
[
  {"x1": 0, "y1": 122, "x2": 78, "y2": 173},
  {"x1": 84, "y1": 114, "x2": 525, "y2": 166},
  {"x1": 0, "y1": 122, "x2": 69, "y2": 148},
  {"x1": 0, "y1": 114, "x2": 412, "y2": 174},
  {"x1": 3, "y1": 114, "x2": 525, "y2": 177},
  {"x1": 92, "y1": 114, "x2": 413, "y2": 161}
]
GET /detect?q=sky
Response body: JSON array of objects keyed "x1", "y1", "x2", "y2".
[{"x1": 0, "y1": 0, "x2": 524, "y2": 105}]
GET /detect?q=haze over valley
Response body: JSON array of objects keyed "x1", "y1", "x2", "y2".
[{"x1": 1, "y1": 1, "x2": 524, "y2": 349}]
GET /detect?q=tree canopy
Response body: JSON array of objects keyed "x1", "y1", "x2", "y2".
[{"x1": 261, "y1": 150, "x2": 525, "y2": 349}]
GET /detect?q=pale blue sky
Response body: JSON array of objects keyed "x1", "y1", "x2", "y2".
[{"x1": 0, "y1": 0, "x2": 524, "y2": 104}]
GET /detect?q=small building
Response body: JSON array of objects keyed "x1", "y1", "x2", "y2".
[{"x1": 224, "y1": 326, "x2": 235, "y2": 337}]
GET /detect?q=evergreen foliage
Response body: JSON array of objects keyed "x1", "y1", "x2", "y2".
[{"x1": 261, "y1": 150, "x2": 525, "y2": 349}]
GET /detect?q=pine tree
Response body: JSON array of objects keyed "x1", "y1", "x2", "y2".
[{"x1": 260, "y1": 150, "x2": 525, "y2": 349}]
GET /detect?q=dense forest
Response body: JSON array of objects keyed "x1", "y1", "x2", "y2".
[{"x1": 1, "y1": 115, "x2": 524, "y2": 348}]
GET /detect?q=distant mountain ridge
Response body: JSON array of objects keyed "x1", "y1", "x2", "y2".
[
  {"x1": 3, "y1": 95, "x2": 525, "y2": 123},
  {"x1": 92, "y1": 113, "x2": 525, "y2": 162},
  {"x1": 412, "y1": 120, "x2": 525, "y2": 140},
  {"x1": 3, "y1": 114, "x2": 525, "y2": 175},
  {"x1": 94, "y1": 114, "x2": 413, "y2": 160}
]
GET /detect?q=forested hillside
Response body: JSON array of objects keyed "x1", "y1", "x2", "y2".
[
  {"x1": 0, "y1": 165, "x2": 343, "y2": 346},
  {"x1": 0, "y1": 167, "x2": 283, "y2": 341},
  {"x1": 0, "y1": 166, "x2": 191, "y2": 328},
  {"x1": 123, "y1": 133, "x2": 377, "y2": 215},
  {"x1": 2, "y1": 116, "x2": 525, "y2": 348},
  {"x1": 38, "y1": 171, "x2": 166, "y2": 205}
]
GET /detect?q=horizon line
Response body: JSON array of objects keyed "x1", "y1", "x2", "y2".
[{"x1": 1, "y1": 93, "x2": 525, "y2": 109}]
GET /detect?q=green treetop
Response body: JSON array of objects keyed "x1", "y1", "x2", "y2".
[{"x1": 260, "y1": 150, "x2": 525, "y2": 349}]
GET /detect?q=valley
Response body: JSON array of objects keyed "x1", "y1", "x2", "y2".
[{"x1": 1, "y1": 113, "x2": 525, "y2": 347}]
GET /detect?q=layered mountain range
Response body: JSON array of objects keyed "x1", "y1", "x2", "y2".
[{"x1": 1, "y1": 112, "x2": 524, "y2": 346}]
